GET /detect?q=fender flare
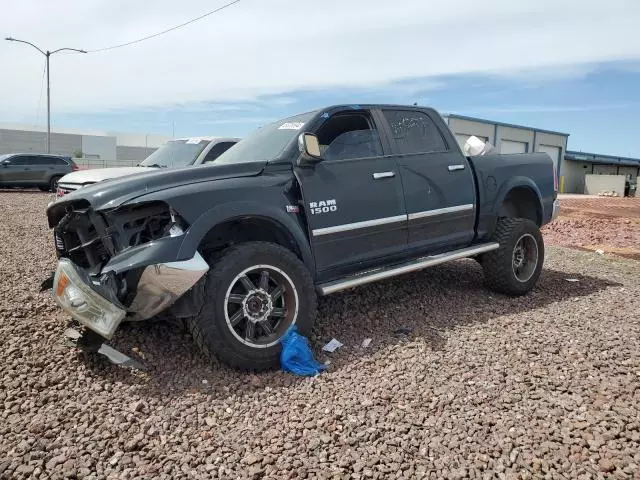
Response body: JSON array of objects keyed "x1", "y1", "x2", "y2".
[
  {"x1": 492, "y1": 176, "x2": 544, "y2": 221},
  {"x1": 176, "y1": 201, "x2": 315, "y2": 275}
]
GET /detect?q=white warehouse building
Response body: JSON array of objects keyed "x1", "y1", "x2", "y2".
[{"x1": 442, "y1": 114, "x2": 569, "y2": 175}]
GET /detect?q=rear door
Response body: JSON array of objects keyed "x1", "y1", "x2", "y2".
[
  {"x1": 296, "y1": 109, "x2": 407, "y2": 275},
  {"x1": 31, "y1": 156, "x2": 56, "y2": 183},
  {"x1": 380, "y1": 108, "x2": 476, "y2": 252}
]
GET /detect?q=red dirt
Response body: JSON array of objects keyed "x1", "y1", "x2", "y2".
[{"x1": 542, "y1": 196, "x2": 640, "y2": 259}]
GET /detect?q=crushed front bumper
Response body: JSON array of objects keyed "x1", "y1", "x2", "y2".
[{"x1": 52, "y1": 253, "x2": 209, "y2": 339}]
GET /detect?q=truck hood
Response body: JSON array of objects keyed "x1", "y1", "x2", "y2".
[
  {"x1": 59, "y1": 167, "x2": 153, "y2": 185},
  {"x1": 48, "y1": 161, "x2": 267, "y2": 215}
]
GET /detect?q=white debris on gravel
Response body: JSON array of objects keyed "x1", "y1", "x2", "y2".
[
  {"x1": 1, "y1": 191, "x2": 639, "y2": 479},
  {"x1": 322, "y1": 338, "x2": 344, "y2": 353}
]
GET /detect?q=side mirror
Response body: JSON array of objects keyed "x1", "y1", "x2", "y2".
[
  {"x1": 297, "y1": 133, "x2": 322, "y2": 166},
  {"x1": 1, "y1": 159, "x2": 10, "y2": 167}
]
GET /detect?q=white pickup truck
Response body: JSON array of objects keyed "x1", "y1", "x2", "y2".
[{"x1": 55, "y1": 136, "x2": 240, "y2": 199}]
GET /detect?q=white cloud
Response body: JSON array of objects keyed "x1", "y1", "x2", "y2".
[
  {"x1": 1, "y1": 0, "x2": 639, "y2": 115},
  {"x1": 470, "y1": 104, "x2": 634, "y2": 114}
]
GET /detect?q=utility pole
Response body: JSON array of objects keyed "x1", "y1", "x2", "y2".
[{"x1": 5, "y1": 37, "x2": 86, "y2": 154}]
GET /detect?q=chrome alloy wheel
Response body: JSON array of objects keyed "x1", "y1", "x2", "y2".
[
  {"x1": 224, "y1": 264, "x2": 298, "y2": 348},
  {"x1": 512, "y1": 233, "x2": 539, "y2": 283}
]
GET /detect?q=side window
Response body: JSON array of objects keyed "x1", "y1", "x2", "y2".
[
  {"x1": 32, "y1": 157, "x2": 51, "y2": 165},
  {"x1": 9, "y1": 156, "x2": 30, "y2": 166},
  {"x1": 203, "y1": 142, "x2": 237, "y2": 163},
  {"x1": 50, "y1": 157, "x2": 69, "y2": 166},
  {"x1": 316, "y1": 112, "x2": 383, "y2": 161},
  {"x1": 383, "y1": 110, "x2": 447, "y2": 154}
]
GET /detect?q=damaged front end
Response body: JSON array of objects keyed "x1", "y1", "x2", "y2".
[{"x1": 48, "y1": 199, "x2": 209, "y2": 340}]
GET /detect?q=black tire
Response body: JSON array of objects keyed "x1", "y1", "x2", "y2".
[
  {"x1": 481, "y1": 218, "x2": 544, "y2": 296},
  {"x1": 49, "y1": 176, "x2": 61, "y2": 192},
  {"x1": 188, "y1": 242, "x2": 317, "y2": 371}
]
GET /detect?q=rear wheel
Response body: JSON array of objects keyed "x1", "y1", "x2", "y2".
[
  {"x1": 189, "y1": 242, "x2": 317, "y2": 370},
  {"x1": 481, "y1": 218, "x2": 544, "y2": 296},
  {"x1": 49, "y1": 176, "x2": 61, "y2": 192}
]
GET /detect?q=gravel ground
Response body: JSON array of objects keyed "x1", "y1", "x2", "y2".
[
  {"x1": 1, "y1": 191, "x2": 639, "y2": 480},
  {"x1": 543, "y1": 196, "x2": 640, "y2": 259}
]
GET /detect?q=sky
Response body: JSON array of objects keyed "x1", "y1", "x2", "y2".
[{"x1": 1, "y1": 0, "x2": 639, "y2": 157}]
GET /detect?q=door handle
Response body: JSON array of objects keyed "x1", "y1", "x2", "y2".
[
  {"x1": 373, "y1": 171, "x2": 395, "y2": 179},
  {"x1": 448, "y1": 164, "x2": 465, "y2": 172}
]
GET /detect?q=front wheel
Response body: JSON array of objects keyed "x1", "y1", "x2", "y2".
[
  {"x1": 49, "y1": 176, "x2": 61, "y2": 192},
  {"x1": 481, "y1": 218, "x2": 544, "y2": 296},
  {"x1": 189, "y1": 242, "x2": 317, "y2": 370}
]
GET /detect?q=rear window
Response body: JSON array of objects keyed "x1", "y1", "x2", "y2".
[{"x1": 383, "y1": 110, "x2": 447, "y2": 154}]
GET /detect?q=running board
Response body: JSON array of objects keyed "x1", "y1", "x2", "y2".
[{"x1": 317, "y1": 242, "x2": 499, "y2": 296}]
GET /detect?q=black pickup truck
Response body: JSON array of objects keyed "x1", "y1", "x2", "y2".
[{"x1": 47, "y1": 104, "x2": 559, "y2": 370}]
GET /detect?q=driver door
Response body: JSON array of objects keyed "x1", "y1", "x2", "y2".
[
  {"x1": 296, "y1": 109, "x2": 407, "y2": 277},
  {"x1": 1, "y1": 155, "x2": 31, "y2": 185}
]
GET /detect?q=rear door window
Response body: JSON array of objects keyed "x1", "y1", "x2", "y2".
[
  {"x1": 203, "y1": 142, "x2": 237, "y2": 163},
  {"x1": 382, "y1": 110, "x2": 448, "y2": 154},
  {"x1": 8, "y1": 156, "x2": 31, "y2": 166}
]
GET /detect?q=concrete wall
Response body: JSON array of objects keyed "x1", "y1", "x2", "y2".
[
  {"x1": 81, "y1": 135, "x2": 117, "y2": 159},
  {"x1": 562, "y1": 159, "x2": 592, "y2": 193},
  {"x1": 0, "y1": 128, "x2": 83, "y2": 156},
  {"x1": 116, "y1": 145, "x2": 156, "y2": 161},
  {"x1": 584, "y1": 174, "x2": 626, "y2": 195},
  {"x1": 0, "y1": 124, "x2": 169, "y2": 160}
]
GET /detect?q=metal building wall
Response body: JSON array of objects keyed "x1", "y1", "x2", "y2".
[{"x1": 443, "y1": 115, "x2": 568, "y2": 178}]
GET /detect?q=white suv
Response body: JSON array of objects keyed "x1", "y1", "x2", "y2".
[{"x1": 55, "y1": 137, "x2": 240, "y2": 199}]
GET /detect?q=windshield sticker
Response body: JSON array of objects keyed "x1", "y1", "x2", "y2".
[{"x1": 278, "y1": 122, "x2": 304, "y2": 130}]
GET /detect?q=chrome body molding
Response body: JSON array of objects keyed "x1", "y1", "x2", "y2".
[
  {"x1": 408, "y1": 204, "x2": 474, "y2": 221},
  {"x1": 312, "y1": 204, "x2": 475, "y2": 237},
  {"x1": 312, "y1": 214, "x2": 406, "y2": 237}
]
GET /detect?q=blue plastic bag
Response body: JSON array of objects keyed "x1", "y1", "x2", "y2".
[{"x1": 280, "y1": 325, "x2": 327, "y2": 376}]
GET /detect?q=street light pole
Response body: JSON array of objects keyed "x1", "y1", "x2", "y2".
[
  {"x1": 46, "y1": 51, "x2": 51, "y2": 154},
  {"x1": 5, "y1": 37, "x2": 86, "y2": 154}
]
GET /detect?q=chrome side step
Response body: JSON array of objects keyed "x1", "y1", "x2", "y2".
[{"x1": 317, "y1": 242, "x2": 499, "y2": 295}]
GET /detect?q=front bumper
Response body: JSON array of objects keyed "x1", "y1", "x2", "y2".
[
  {"x1": 551, "y1": 198, "x2": 560, "y2": 221},
  {"x1": 52, "y1": 253, "x2": 209, "y2": 339}
]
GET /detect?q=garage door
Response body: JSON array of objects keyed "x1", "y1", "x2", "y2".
[
  {"x1": 500, "y1": 140, "x2": 528, "y2": 154},
  {"x1": 538, "y1": 145, "x2": 561, "y2": 171},
  {"x1": 618, "y1": 166, "x2": 638, "y2": 182},
  {"x1": 454, "y1": 133, "x2": 488, "y2": 149}
]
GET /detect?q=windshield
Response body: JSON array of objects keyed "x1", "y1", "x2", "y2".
[
  {"x1": 0, "y1": 154, "x2": 10, "y2": 161},
  {"x1": 214, "y1": 111, "x2": 317, "y2": 165},
  {"x1": 139, "y1": 139, "x2": 210, "y2": 168}
]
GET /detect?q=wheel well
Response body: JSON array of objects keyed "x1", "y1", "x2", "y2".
[
  {"x1": 499, "y1": 187, "x2": 542, "y2": 226},
  {"x1": 198, "y1": 217, "x2": 302, "y2": 262}
]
